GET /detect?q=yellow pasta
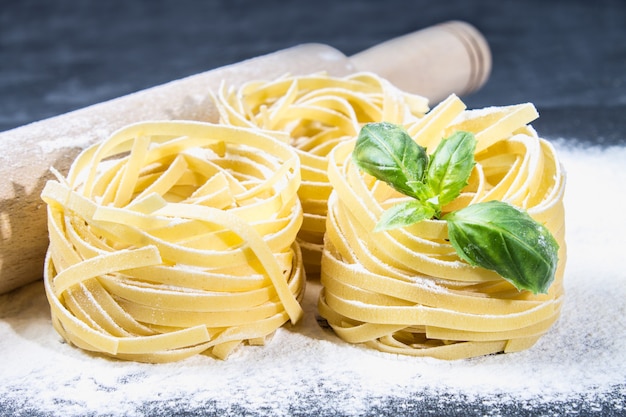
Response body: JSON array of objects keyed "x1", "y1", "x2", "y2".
[
  {"x1": 41, "y1": 121, "x2": 305, "y2": 362},
  {"x1": 319, "y1": 95, "x2": 567, "y2": 360},
  {"x1": 213, "y1": 72, "x2": 429, "y2": 274}
]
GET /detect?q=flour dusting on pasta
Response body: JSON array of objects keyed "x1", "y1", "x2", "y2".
[
  {"x1": 0, "y1": 141, "x2": 623, "y2": 417},
  {"x1": 319, "y1": 94, "x2": 567, "y2": 359},
  {"x1": 1, "y1": 67, "x2": 624, "y2": 414},
  {"x1": 40, "y1": 121, "x2": 305, "y2": 362},
  {"x1": 213, "y1": 72, "x2": 428, "y2": 273}
]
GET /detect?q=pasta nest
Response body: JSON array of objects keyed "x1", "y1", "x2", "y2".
[
  {"x1": 319, "y1": 95, "x2": 567, "y2": 359},
  {"x1": 41, "y1": 121, "x2": 305, "y2": 362},
  {"x1": 213, "y1": 72, "x2": 429, "y2": 274}
]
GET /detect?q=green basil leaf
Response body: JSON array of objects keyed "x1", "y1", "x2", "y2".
[
  {"x1": 444, "y1": 201, "x2": 559, "y2": 294},
  {"x1": 352, "y1": 122, "x2": 428, "y2": 199},
  {"x1": 406, "y1": 180, "x2": 433, "y2": 202},
  {"x1": 426, "y1": 131, "x2": 476, "y2": 207},
  {"x1": 375, "y1": 199, "x2": 437, "y2": 231}
]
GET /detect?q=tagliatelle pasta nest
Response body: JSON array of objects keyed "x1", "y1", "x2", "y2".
[
  {"x1": 213, "y1": 72, "x2": 429, "y2": 274},
  {"x1": 41, "y1": 121, "x2": 305, "y2": 363},
  {"x1": 319, "y1": 94, "x2": 567, "y2": 359}
]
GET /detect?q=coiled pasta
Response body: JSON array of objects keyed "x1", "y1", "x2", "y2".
[
  {"x1": 41, "y1": 121, "x2": 305, "y2": 362},
  {"x1": 213, "y1": 72, "x2": 429, "y2": 273},
  {"x1": 319, "y1": 95, "x2": 567, "y2": 359}
]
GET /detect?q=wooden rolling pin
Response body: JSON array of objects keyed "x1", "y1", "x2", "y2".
[{"x1": 0, "y1": 20, "x2": 491, "y2": 294}]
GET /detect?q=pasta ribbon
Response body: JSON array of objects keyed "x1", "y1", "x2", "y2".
[
  {"x1": 41, "y1": 121, "x2": 305, "y2": 362},
  {"x1": 319, "y1": 96, "x2": 567, "y2": 359},
  {"x1": 213, "y1": 72, "x2": 429, "y2": 273}
]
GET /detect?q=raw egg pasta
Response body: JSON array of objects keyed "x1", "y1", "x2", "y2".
[
  {"x1": 41, "y1": 121, "x2": 305, "y2": 362},
  {"x1": 319, "y1": 95, "x2": 567, "y2": 359},
  {"x1": 213, "y1": 72, "x2": 429, "y2": 273}
]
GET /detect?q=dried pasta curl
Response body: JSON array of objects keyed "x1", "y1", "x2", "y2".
[
  {"x1": 319, "y1": 95, "x2": 567, "y2": 359},
  {"x1": 41, "y1": 121, "x2": 305, "y2": 362},
  {"x1": 213, "y1": 72, "x2": 429, "y2": 273}
]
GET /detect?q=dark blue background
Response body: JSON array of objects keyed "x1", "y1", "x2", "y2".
[
  {"x1": 2, "y1": 0, "x2": 625, "y2": 145},
  {"x1": 1, "y1": 1, "x2": 625, "y2": 416}
]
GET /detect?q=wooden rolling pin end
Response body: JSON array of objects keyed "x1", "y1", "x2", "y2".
[{"x1": 350, "y1": 21, "x2": 492, "y2": 103}]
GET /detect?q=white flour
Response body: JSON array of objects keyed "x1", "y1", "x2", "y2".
[{"x1": 1, "y1": 142, "x2": 625, "y2": 416}]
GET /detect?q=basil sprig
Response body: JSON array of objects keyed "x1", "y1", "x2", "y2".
[{"x1": 352, "y1": 122, "x2": 559, "y2": 294}]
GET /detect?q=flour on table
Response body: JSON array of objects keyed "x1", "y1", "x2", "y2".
[{"x1": 1, "y1": 142, "x2": 625, "y2": 416}]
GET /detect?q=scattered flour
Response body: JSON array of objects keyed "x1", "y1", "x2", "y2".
[{"x1": 0, "y1": 142, "x2": 625, "y2": 416}]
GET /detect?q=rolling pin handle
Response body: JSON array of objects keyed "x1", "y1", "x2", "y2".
[{"x1": 350, "y1": 20, "x2": 492, "y2": 103}]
